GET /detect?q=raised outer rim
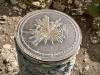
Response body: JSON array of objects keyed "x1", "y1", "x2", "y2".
[{"x1": 15, "y1": 9, "x2": 82, "y2": 61}]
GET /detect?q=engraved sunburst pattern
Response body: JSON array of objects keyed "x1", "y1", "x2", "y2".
[{"x1": 29, "y1": 15, "x2": 65, "y2": 46}]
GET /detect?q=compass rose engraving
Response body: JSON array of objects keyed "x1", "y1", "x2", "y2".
[{"x1": 28, "y1": 15, "x2": 66, "y2": 46}]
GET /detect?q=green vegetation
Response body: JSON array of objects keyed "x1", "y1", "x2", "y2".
[
  {"x1": 97, "y1": 0, "x2": 100, "y2": 3},
  {"x1": 93, "y1": 24, "x2": 100, "y2": 30},
  {"x1": 90, "y1": 5, "x2": 100, "y2": 16}
]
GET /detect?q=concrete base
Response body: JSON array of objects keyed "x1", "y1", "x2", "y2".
[{"x1": 16, "y1": 46, "x2": 77, "y2": 75}]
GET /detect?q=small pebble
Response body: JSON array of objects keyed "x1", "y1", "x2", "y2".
[
  {"x1": 32, "y1": 2, "x2": 40, "y2": 6},
  {"x1": 7, "y1": 66, "x2": 13, "y2": 71},
  {"x1": 13, "y1": 6, "x2": 19, "y2": 11},
  {"x1": 13, "y1": 68, "x2": 19, "y2": 73},
  {"x1": 3, "y1": 44, "x2": 11, "y2": 49},
  {"x1": 11, "y1": 61, "x2": 18, "y2": 68},
  {"x1": 85, "y1": 66, "x2": 89, "y2": 71},
  {"x1": 83, "y1": 58, "x2": 87, "y2": 62}
]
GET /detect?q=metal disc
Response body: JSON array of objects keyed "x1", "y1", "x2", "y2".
[{"x1": 15, "y1": 9, "x2": 82, "y2": 61}]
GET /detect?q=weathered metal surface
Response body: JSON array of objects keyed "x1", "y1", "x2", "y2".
[{"x1": 15, "y1": 9, "x2": 82, "y2": 61}]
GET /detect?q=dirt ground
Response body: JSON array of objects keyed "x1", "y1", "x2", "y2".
[{"x1": 0, "y1": 1, "x2": 100, "y2": 75}]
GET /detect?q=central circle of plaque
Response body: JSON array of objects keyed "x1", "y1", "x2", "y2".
[{"x1": 16, "y1": 9, "x2": 82, "y2": 61}]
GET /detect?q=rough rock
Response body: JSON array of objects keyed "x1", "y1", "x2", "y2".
[
  {"x1": 0, "y1": 15, "x2": 7, "y2": 24},
  {"x1": 79, "y1": 68, "x2": 83, "y2": 74},
  {"x1": 73, "y1": 61, "x2": 83, "y2": 75},
  {"x1": 96, "y1": 31, "x2": 100, "y2": 37},
  {"x1": 3, "y1": 44, "x2": 11, "y2": 49},
  {"x1": 11, "y1": 61, "x2": 18, "y2": 68},
  {"x1": 85, "y1": 66, "x2": 89, "y2": 71},
  {"x1": 39, "y1": 0, "x2": 45, "y2": 2},
  {"x1": 0, "y1": 21, "x2": 5, "y2": 24},
  {"x1": 85, "y1": 0, "x2": 92, "y2": 2},
  {"x1": 10, "y1": 0, "x2": 18, "y2": 5},
  {"x1": 53, "y1": 1, "x2": 65, "y2": 12},
  {"x1": 90, "y1": 36, "x2": 100, "y2": 44},
  {"x1": 29, "y1": 8, "x2": 34, "y2": 12},
  {"x1": 0, "y1": 35, "x2": 6, "y2": 42},
  {"x1": 0, "y1": 46, "x2": 19, "y2": 75},
  {"x1": 1, "y1": 15, "x2": 7, "y2": 19},
  {"x1": 74, "y1": 0, "x2": 80, "y2": 6},
  {"x1": 1, "y1": 53, "x2": 8, "y2": 60},
  {"x1": 45, "y1": 0, "x2": 52, "y2": 8},
  {"x1": 13, "y1": 6, "x2": 19, "y2": 11},
  {"x1": 32, "y1": 2, "x2": 40, "y2": 7},
  {"x1": 13, "y1": 68, "x2": 19, "y2": 73},
  {"x1": 40, "y1": 3, "x2": 46, "y2": 8},
  {"x1": 19, "y1": 3, "x2": 27, "y2": 9},
  {"x1": 19, "y1": 9, "x2": 23, "y2": 14},
  {"x1": 71, "y1": 8, "x2": 84, "y2": 15},
  {"x1": 7, "y1": 66, "x2": 13, "y2": 71},
  {"x1": 68, "y1": 0, "x2": 73, "y2": 4},
  {"x1": 83, "y1": 58, "x2": 87, "y2": 62},
  {"x1": 0, "y1": 0, "x2": 4, "y2": 3}
]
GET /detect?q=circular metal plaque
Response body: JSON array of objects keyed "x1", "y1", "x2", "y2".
[{"x1": 15, "y1": 9, "x2": 82, "y2": 61}]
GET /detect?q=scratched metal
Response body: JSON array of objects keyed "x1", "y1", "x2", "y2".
[{"x1": 15, "y1": 9, "x2": 82, "y2": 61}]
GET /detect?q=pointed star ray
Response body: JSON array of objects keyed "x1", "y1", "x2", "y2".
[{"x1": 29, "y1": 15, "x2": 65, "y2": 46}]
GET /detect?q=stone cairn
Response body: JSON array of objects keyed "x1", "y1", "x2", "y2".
[{"x1": 15, "y1": 9, "x2": 82, "y2": 75}]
